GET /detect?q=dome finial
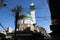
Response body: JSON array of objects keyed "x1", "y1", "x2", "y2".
[{"x1": 31, "y1": 3, "x2": 34, "y2": 6}]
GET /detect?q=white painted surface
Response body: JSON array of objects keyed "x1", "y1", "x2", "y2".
[
  {"x1": 17, "y1": 19, "x2": 33, "y2": 25},
  {"x1": 30, "y1": 3, "x2": 34, "y2": 6},
  {"x1": 30, "y1": 10, "x2": 36, "y2": 24}
]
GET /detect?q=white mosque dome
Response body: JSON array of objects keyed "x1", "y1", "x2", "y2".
[
  {"x1": 17, "y1": 14, "x2": 33, "y2": 24},
  {"x1": 19, "y1": 14, "x2": 32, "y2": 20}
]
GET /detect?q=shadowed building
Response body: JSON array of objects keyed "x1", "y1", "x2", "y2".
[{"x1": 49, "y1": 0, "x2": 60, "y2": 40}]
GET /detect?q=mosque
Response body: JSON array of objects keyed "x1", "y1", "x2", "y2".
[
  {"x1": 0, "y1": 3, "x2": 50, "y2": 40},
  {"x1": 17, "y1": 3, "x2": 37, "y2": 32}
]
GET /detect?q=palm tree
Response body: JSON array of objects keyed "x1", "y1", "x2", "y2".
[{"x1": 12, "y1": 5, "x2": 23, "y2": 40}]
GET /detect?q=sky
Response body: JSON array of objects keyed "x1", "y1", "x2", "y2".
[{"x1": 0, "y1": 0, "x2": 51, "y2": 33}]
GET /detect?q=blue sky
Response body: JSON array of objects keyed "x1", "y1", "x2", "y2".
[{"x1": 0, "y1": 0, "x2": 51, "y2": 33}]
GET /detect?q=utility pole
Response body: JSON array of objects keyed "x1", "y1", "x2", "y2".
[{"x1": 12, "y1": 5, "x2": 23, "y2": 40}]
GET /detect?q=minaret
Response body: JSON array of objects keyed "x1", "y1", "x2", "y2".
[{"x1": 30, "y1": 3, "x2": 36, "y2": 24}]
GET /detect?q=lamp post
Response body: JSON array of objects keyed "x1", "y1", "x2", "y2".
[{"x1": 12, "y1": 5, "x2": 23, "y2": 40}]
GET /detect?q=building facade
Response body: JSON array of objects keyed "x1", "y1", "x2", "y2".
[{"x1": 49, "y1": 0, "x2": 60, "y2": 40}]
